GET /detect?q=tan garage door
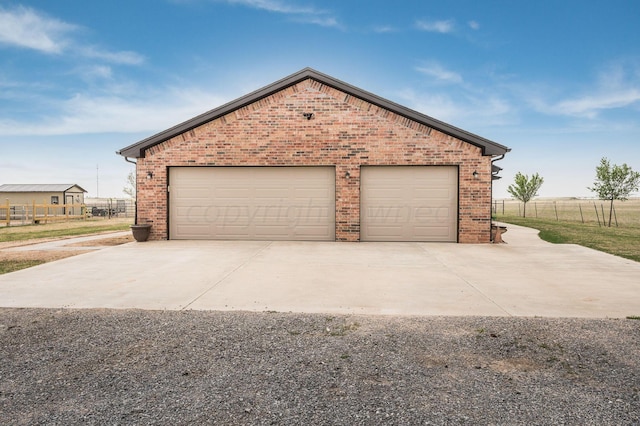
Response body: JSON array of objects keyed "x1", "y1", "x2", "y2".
[
  {"x1": 169, "y1": 167, "x2": 335, "y2": 240},
  {"x1": 360, "y1": 166, "x2": 458, "y2": 242}
]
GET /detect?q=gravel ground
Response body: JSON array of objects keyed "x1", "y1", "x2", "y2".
[{"x1": 1, "y1": 309, "x2": 639, "y2": 425}]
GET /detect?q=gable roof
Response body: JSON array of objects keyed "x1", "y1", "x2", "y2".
[
  {"x1": 0, "y1": 184, "x2": 87, "y2": 193},
  {"x1": 117, "y1": 67, "x2": 510, "y2": 158}
]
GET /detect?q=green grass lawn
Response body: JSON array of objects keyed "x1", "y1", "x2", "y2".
[
  {"x1": 0, "y1": 218, "x2": 132, "y2": 243},
  {"x1": 0, "y1": 260, "x2": 45, "y2": 274},
  {"x1": 496, "y1": 216, "x2": 640, "y2": 262}
]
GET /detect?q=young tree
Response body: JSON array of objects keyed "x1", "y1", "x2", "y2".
[
  {"x1": 507, "y1": 172, "x2": 544, "y2": 217},
  {"x1": 123, "y1": 170, "x2": 136, "y2": 200},
  {"x1": 588, "y1": 157, "x2": 640, "y2": 227}
]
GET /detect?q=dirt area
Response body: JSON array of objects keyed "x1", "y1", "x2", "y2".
[
  {"x1": 0, "y1": 233, "x2": 132, "y2": 251},
  {"x1": 0, "y1": 234, "x2": 133, "y2": 266},
  {"x1": 63, "y1": 235, "x2": 134, "y2": 247}
]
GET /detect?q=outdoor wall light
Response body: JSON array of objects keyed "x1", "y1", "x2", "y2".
[
  {"x1": 345, "y1": 171, "x2": 351, "y2": 178},
  {"x1": 472, "y1": 170, "x2": 479, "y2": 179},
  {"x1": 303, "y1": 112, "x2": 314, "y2": 120},
  {"x1": 146, "y1": 171, "x2": 153, "y2": 180}
]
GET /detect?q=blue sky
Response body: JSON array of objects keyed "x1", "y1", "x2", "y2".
[{"x1": 1, "y1": 0, "x2": 639, "y2": 199}]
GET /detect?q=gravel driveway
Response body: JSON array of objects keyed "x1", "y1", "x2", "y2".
[{"x1": 1, "y1": 308, "x2": 638, "y2": 425}]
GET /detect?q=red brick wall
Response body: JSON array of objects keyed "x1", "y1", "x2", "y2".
[{"x1": 136, "y1": 78, "x2": 493, "y2": 242}]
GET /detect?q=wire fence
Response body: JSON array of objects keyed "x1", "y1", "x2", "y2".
[
  {"x1": 84, "y1": 198, "x2": 135, "y2": 219},
  {"x1": 493, "y1": 198, "x2": 640, "y2": 227}
]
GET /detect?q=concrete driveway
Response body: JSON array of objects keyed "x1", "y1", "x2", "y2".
[{"x1": 1, "y1": 224, "x2": 639, "y2": 317}]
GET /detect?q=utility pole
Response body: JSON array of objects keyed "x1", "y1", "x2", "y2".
[{"x1": 96, "y1": 164, "x2": 99, "y2": 198}]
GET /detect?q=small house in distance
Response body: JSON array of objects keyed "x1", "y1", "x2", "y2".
[{"x1": 0, "y1": 184, "x2": 87, "y2": 211}]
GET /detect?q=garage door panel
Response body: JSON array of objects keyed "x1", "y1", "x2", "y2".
[
  {"x1": 175, "y1": 225, "x2": 214, "y2": 239},
  {"x1": 361, "y1": 166, "x2": 457, "y2": 242},
  {"x1": 177, "y1": 187, "x2": 210, "y2": 198},
  {"x1": 214, "y1": 225, "x2": 252, "y2": 238},
  {"x1": 367, "y1": 189, "x2": 404, "y2": 199},
  {"x1": 293, "y1": 188, "x2": 330, "y2": 198},
  {"x1": 365, "y1": 226, "x2": 404, "y2": 238},
  {"x1": 414, "y1": 207, "x2": 451, "y2": 221},
  {"x1": 413, "y1": 188, "x2": 451, "y2": 199},
  {"x1": 293, "y1": 226, "x2": 335, "y2": 238},
  {"x1": 170, "y1": 167, "x2": 335, "y2": 240},
  {"x1": 364, "y1": 207, "x2": 406, "y2": 223},
  {"x1": 254, "y1": 225, "x2": 290, "y2": 238},
  {"x1": 216, "y1": 188, "x2": 251, "y2": 198},
  {"x1": 414, "y1": 226, "x2": 451, "y2": 238},
  {"x1": 254, "y1": 187, "x2": 290, "y2": 197},
  {"x1": 294, "y1": 206, "x2": 332, "y2": 219}
]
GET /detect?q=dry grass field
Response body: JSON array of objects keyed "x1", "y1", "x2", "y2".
[
  {"x1": 493, "y1": 198, "x2": 640, "y2": 226},
  {"x1": 495, "y1": 198, "x2": 640, "y2": 262},
  {"x1": 0, "y1": 218, "x2": 133, "y2": 274}
]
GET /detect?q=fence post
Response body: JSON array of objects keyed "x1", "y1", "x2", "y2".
[
  {"x1": 601, "y1": 204, "x2": 607, "y2": 227},
  {"x1": 4, "y1": 199, "x2": 9, "y2": 227},
  {"x1": 613, "y1": 203, "x2": 618, "y2": 227},
  {"x1": 554, "y1": 201, "x2": 559, "y2": 221},
  {"x1": 579, "y1": 204, "x2": 584, "y2": 223},
  {"x1": 594, "y1": 202, "x2": 601, "y2": 227},
  {"x1": 32, "y1": 200, "x2": 36, "y2": 224}
]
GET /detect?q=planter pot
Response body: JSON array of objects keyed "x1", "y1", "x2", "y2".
[
  {"x1": 130, "y1": 224, "x2": 152, "y2": 242},
  {"x1": 491, "y1": 224, "x2": 507, "y2": 243}
]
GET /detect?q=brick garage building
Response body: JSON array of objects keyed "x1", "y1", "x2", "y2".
[{"x1": 118, "y1": 68, "x2": 510, "y2": 243}]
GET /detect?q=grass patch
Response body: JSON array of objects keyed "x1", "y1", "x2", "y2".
[
  {"x1": 0, "y1": 218, "x2": 132, "y2": 243},
  {"x1": 327, "y1": 322, "x2": 360, "y2": 336},
  {"x1": 0, "y1": 260, "x2": 45, "y2": 274},
  {"x1": 496, "y1": 216, "x2": 640, "y2": 262}
]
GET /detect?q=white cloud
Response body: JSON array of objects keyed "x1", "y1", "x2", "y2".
[
  {"x1": 552, "y1": 90, "x2": 640, "y2": 118},
  {"x1": 468, "y1": 20, "x2": 480, "y2": 30},
  {"x1": 293, "y1": 16, "x2": 339, "y2": 28},
  {"x1": 80, "y1": 47, "x2": 145, "y2": 65},
  {"x1": 0, "y1": 5, "x2": 144, "y2": 65},
  {"x1": 415, "y1": 19, "x2": 454, "y2": 34},
  {"x1": 395, "y1": 88, "x2": 513, "y2": 128},
  {"x1": 0, "y1": 5, "x2": 75, "y2": 53},
  {"x1": 416, "y1": 63, "x2": 463, "y2": 84},
  {"x1": 531, "y1": 62, "x2": 640, "y2": 118},
  {"x1": 76, "y1": 65, "x2": 113, "y2": 81},
  {"x1": 227, "y1": 0, "x2": 317, "y2": 14},
  {"x1": 372, "y1": 25, "x2": 396, "y2": 33},
  {"x1": 0, "y1": 86, "x2": 229, "y2": 136},
  {"x1": 397, "y1": 89, "x2": 460, "y2": 122},
  {"x1": 223, "y1": 0, "x2": 339, "y2": 27}
]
